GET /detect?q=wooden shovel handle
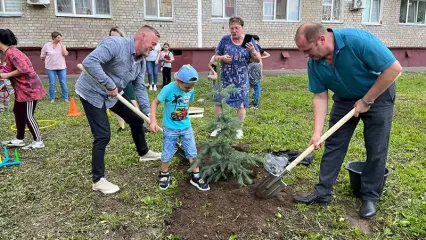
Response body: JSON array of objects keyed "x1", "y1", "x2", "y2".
[
  {"x1": 285, "y1": 108, "x2": 355, "y2": 172},
  {"x1": 76, "y1": 64, "x2": 164, "y2": 133},
  {"x1": 285, "y1": 72, "x2": 402, "y2": 172}
]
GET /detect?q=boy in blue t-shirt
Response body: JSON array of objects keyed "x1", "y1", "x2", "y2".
[{"x1": 149, "y1": 64, "x2": 210, "y2": 191}]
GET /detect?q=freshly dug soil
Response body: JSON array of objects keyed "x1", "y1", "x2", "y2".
[{"x1": 166, "y1": 170, "x2": 296, "y2": 240}]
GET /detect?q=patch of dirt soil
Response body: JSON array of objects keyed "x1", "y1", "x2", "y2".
[
  {"x1": 345, "y1": 210, "x2": 373, "y2": 235},
  {"x1": 166, "y1": 170, "x2": 296, "y2": 240}
]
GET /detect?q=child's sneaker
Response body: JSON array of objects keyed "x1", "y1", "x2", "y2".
[
  {"x1": 149, "y1": 85, "x2": 153, "y2": 91},
  {"x1": 153, "y1": 85, "x2": 157, "y2": 91},
  {"x1": 159, "y1": 172, "x2": 171, "y2": 190},
  {"x1": 22, "y1": 140, "x2": 45, "y2": 150},
  {"x1": 2, "y1": 138, "x2": 25, "y2": 147},
  {"x1": 190, "y1": 173, "x2": 210, "y2": 191}
]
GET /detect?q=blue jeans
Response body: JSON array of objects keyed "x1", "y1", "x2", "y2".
[
  {"x1": 146, "y1": 61, "x2": 159, "y2": 85},
  {"x1": 251, "y1": 81, "x2": 261, "y2": 106},
  {"x1": 162, "y1": 126, "x2": 197, "y2": 162},
  {"x1": 46, "y1": 69, "x2": 68, "y2": 100}
]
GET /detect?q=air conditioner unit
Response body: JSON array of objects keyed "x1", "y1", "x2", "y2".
[
  {"x1": 27, "y1": 0, "x2": 50, "y2": 5},
  {"x1": 351, "y1": 0, "x2": 365, "y2": 10}
]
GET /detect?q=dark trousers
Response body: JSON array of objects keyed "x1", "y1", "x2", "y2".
[
  {"x1": 80, "y1": 96, "x2": 149, "y2": 182},
  {"x1": 314, "y1": 83, "x2": 396, "y2": 202},
  {"x1": 14, "y1": 100, "x2": 41, "y2": 141},
  {"x1": 162, "y1": 67, "x2": 172, "y2": 86}
]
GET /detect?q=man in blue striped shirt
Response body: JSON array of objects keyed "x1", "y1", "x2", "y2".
[{"x1": 76, "y1": 25, "x2": 162, "y2": 194}]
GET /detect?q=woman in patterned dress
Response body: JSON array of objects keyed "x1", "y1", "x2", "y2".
[{"x1": 211, "y1": 17, "x2": 261, "y2": 139}]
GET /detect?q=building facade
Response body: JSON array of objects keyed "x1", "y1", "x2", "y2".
[{"x1": 1, "y1": 0, "x2": 426, "y2": 74}]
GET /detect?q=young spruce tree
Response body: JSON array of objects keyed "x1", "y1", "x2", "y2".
[{"x1": 189, "y1": 61, "x2": 265, "y2": 186}]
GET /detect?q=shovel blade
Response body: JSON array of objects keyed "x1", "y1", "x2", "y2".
[
  {"x1": 175, "y1": 144, "x2": 187, "y2": 161},
  {"x1": 255, "y1": 173, "x2": 286, "y2": 199}
]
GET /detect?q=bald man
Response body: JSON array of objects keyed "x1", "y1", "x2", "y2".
[
  {"x1": 76, "y1": 25, "x2": 162, "y2": 194},
  {"x1": 294, "y1": 23, "x2": 402, "y2": 218}
]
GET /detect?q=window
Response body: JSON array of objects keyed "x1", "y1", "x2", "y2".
[
  {"x1": 0, "y1": 0, "x2": 22, "y2": 16},
  {"x1": 400, "y1": 0, "x2": 426, "y2": 24},
  {"x1": 362, "y1": 0, "x2": 382, "y2": 24},
  {"x1": 145, "y1": 0, "x2": 173, "y2": 20},
  {"x1": 56, "y1": 0, "x2": 111, "y2": 17},
  {"x1": 263, "y1": 0, "x2": 300, "y2": 21},
  {"x1": 212, "y1": 0, "x2": 236, "y2": 18},
  {"x1": 322, "y1": 0, "x2": 343, "y2": 22}
]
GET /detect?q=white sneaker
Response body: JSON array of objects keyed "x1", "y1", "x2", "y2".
[
  {"x1": 22, "y1": 140, "x2": 45, "y2": 150},
  {"x1": 210, "y1": 128, "x2": 221, "y2": 137},
  {"x1": 153, "y1": 85, "x2": 157, "y2": 91},
  {"x1": 236, "y1": 129, "x2": 244, "y2": 139},
  {"x1": 2, "y1": 138, "x2": 25, "y2": 147},
  {"x1": 149, "y1": 85, "x2": 153, "y2": 91},
  {"x1": 92, "y1": 178, "x2": 120, "y2": 194},
  {"x1": 139, "y1": 150, "x2": 162, "y2": 162}
]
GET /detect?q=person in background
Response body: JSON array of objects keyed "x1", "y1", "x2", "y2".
[
  {"x1": 146, "y1": 42, "x2": 161, "y2": 91},
  {"x1": 0, "y1": 29, "x2": 47, "y2": 150},
  {"x1": 41, "y1": 31, "x2": 69, "y2": 103},
  {"x1": 0, "y1": 62, "x2": 11, "y2": 113},
  {"x1": 207, "y1": 53, "x2": 218, "y2": 99},
  {"x1": 160, "y1": 42, "x2": 174, "y2": 87},
  {"x1": 207, "y1": 54, "x2": 218, "y2": 80},
  {"x1": 211, "y1": 17, "x2": 261, "y2": 139},
  {"x1": 248, "y1": 35, "x2": 270, "y2": 109}
]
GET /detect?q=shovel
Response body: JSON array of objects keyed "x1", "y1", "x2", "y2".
[
  {"x1": 255, "y1": 108, "x2": 356, "y2": 199},
  {"x1": 77, "y1": 64, "x2": 187, "y2": 161},
  {"x1": 256, "y1": 72, "x2": 402, "y2": 199}
]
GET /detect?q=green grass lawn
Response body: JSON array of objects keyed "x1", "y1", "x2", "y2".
[{"x1": 0, "y1": 73, "x2": 425, "y2": 239}]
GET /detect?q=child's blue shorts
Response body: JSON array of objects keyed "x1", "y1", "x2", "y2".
[{"x1": 161, "y1": 126, "x2": 197, "y2": 163}]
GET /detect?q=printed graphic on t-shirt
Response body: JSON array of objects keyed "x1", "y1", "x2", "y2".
[{"x1": 170, "y1": 94, "x2": 190, "y2": 121}]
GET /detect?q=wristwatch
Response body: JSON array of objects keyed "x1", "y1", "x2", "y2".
[{"x1": 361, "y1": 98, "x2": 374, "y2": 107}]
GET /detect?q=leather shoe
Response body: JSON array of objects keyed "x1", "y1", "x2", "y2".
[
  {"x1": 294, "y1": 192, "x2": 331, "y2": 206},
  {"x1": 359, "y1": 200, "x2": 376, "y2": 219}
]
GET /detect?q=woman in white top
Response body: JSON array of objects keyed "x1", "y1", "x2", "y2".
[
  {"x1": 146, "y1": 42, "x2": 161, "y2": 91},
  {"x1": 40, "y1": 31, "x2": 69, "y2": 103}
]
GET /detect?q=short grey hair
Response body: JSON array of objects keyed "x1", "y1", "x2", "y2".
[
  {"x1": 295, "y1": 23, "x2": 327, "y2": 43},
  {"x1": 229, "y1": 17, "x2": 244, "y2": 27},
  {"x1": 139, "y1": 25, "x2": 160, "y2": 38}
]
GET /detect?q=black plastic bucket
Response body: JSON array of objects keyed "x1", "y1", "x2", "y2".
[{"x1": 345, "y1": 161, "x2": 390, "y2": 198}]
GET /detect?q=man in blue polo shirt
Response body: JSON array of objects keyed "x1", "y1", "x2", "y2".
[{"x1": 293, "y1": 23, "x2": 402, "y2": 218}]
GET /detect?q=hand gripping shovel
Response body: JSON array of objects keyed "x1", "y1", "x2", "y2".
[
  {"x1": 77, "y1": 64, "x2": 187, "y2": 161},
  {"x1": 255, "y1": 108, "x2": 356, "y2": 199}
]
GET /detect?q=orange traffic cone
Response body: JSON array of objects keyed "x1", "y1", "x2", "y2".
[{"x1": 67, "y1": 97, "x2": 82, "y2": 117}]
